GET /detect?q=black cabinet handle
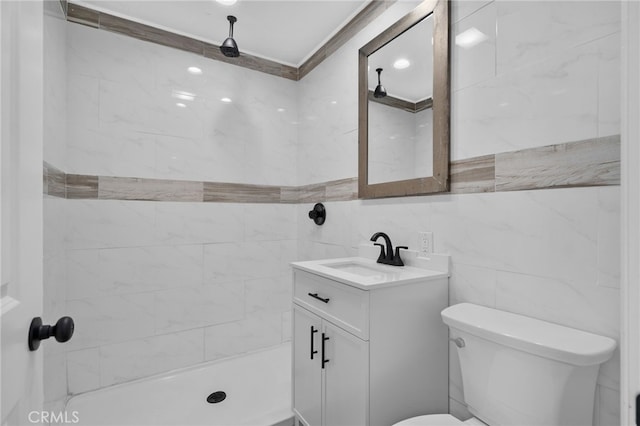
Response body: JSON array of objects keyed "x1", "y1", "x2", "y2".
[
  {"x1": 321, "y1": 333, "x2": 330, "y2": 369},
  {"x1": 308, "y1": 292, "x2": 330, "y2": 303},
  {"x1": 310, "y1": 326, "x2": 318, "y2": 360}
]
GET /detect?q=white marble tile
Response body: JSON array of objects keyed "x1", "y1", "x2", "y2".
[
  {"x1": 65, "y1": 200, "x2": 156, "y2": 249},
  {"x1": 43, "y1": 252, "x2": 67, "y2": 322},
  {"x1": 490, "y1": 188, "x2": 599, "y2": 285},
  {"x1": 67, "y1": 23, "x2": 157, "y2": 91},
  {"x1": 597, "y1": 385, "x2": 621, "y2": 426},
  {"x1": 597, "y1": 32, "x2": 621, "y2": 137},
  {"x1": 354, "y1": 198, "x2": 431, "y2": 251},
  {"x1": 67, "y1": 348, "x2": 100, "y2": 394},
  {"x1": 43, "y1": 350, "x2": 67, "y2": 402},
  {"x1": 296, "y1": 240, "x2": 356, "y2": 262},
  {"x1": 597, "y1": 187, "x2": 620, "y2": 289},
  {"x1": 451, "y1": 0, "x2": 493, "y2": 24},
  {"x1": 66, "y1": 293, "x2": 155, "y2": 350},
  {"x1": 428, "y1": 192, "x2": 503, "y2": 269},
  {"x1": 154, "y1": 134, "x2": 216, "y2": 182},
  {"x1": 99, "y1": 329, "x2": 204, "y2": 387},
  {"x1": 449, "y1": 262, "x2": 496, "y2": 307},
  {"x1": 66, "y1": 249, "x2": 100, "y2": 301},
  {"x1": 155, "y1": 202, "x2": 244, "y2": 245},
  {"x1": 496, "y1": 1, "x2": 621, "y2": 75},
  {"x1": 44, "y1": 197, "x2": 67, "y2": 257},
  {"x1": 430, "y1": 188, "x2": 604, "y2": 291},
  {"x1": 297, "y1": 202, "x2": 356, "y2": 249},
  {"x1": 204, "y1": 312, "x2": 282, "y2": 361},
  {"x1": 452, "y1": 42, "x2": 599, "y2": 160},
  {"x1": 67, "y1": 126, "x2": 156, "y2": 178},
  {"x1": 99, "y1": 76, "x2": 203, "y2": 141},
  {"x1": 154, "y1": 282, "x2": 244, "y2": 333},
  {"x1": 452, "y1": 2, "x2": 496, "y2": 91},
  {"x1": 97, "y1": 245, "x2": 203, "y2": 296},
  {"x1": 244, "y1": 204, "x2": 297, "y2": 242},
  {"x1": 43, "y1": 8, "x2": 67, "y2": 170},
  {"x1": 203, "y1": 240, "x2": 296, "y2": 284},
  {"x1": 495, "y1": 270, "x2": 619, "y2": 340},
  {"x1": 67, "y1": 74, "x2": 99, "y2": 132},
  {"x1": 195, "y1": 129, "x2": 247, "y2": 184},
  {"x1": 243, "y1": 130, "x2": 297, "y2": 186},
  {"x1": 430, "y1": 188, "x2": 599, "y2": 285},
  {"x1": 598, "y1": 346, "x2": 620, "y2": 392},
  {"x1": 245, "y1": 276, "x2": 292, "y2": 314},
  {"x1": 152, "y1": 48, "x2": 236, "y2": 100}
]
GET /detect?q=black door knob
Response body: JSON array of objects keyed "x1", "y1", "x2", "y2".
[{"x1": 28, "y1": 316, "x2": 75, "y2": 351}]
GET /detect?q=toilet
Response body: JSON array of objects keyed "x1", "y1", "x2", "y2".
[{"x1": 394, "y1": 303, "x2": 617, "y2": 426}]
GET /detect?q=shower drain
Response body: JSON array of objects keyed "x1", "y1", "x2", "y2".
[{"x1": 206, "y1": 391, "x2": 227, "y2": 404}]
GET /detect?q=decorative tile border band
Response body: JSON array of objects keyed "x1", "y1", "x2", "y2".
[
  {"x1": 65, "y1": 1, "x2": 396, "y2": 82},
  {"x1": 44, "y1": 135, "x2": 620, "y2": 203},
  {"x1": 44, "y1": 167, "x2": 358, "y2": 204}
]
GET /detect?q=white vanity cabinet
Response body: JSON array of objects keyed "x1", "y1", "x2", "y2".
[{"x1": 291, "y1": 257, "x2": 449, "y2": 426}]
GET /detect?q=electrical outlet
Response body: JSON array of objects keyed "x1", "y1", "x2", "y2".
[{"x1": 418, "y1": 232, "x2": 433, "y2": 257}]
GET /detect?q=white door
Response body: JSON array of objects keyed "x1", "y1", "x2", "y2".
[
  {"x1": 293, "y1": 305, "x2": 322, "y2": 426},
  {"x1": 0, "y1": 0, "x2": 45, "y2": 424},
  {"x1": 621, "y1": 0, "x2": 640, "y2": 424},
  {"x1": 322, "y1": 321, "x2": 368, "y2": 426}
]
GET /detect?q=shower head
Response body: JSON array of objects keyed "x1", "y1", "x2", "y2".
[
  {"x1": 220, "y1": 15, "x2": 240, "y2": 58},
  {"x1": 374, "y1": 68, "x2": 387, "y2": 98}
]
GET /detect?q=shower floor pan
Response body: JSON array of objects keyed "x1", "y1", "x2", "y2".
[{"x1": 66, "y1": 343, "x2": 293, "y2": 426}]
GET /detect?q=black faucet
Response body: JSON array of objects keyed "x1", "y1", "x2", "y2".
[{"x1": 370, "y1": 232, "x2": 408, "y2": 266}]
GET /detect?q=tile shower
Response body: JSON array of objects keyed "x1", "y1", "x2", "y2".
[{"x1": 43, "y1": 1, "x2": 622, "y2": 425}]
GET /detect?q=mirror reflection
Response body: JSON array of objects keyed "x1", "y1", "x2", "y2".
[{"x1": 367, "y1": 15, "x2": 434, "y2": 185}]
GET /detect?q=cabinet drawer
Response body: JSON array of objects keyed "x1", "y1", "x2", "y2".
[{"x1": 293, "y1": 270, "x2": 369, "y2": 339}]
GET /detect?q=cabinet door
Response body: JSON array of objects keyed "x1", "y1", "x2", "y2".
[
  {"x1": 293, "y1": 305, "x2": 322, "y2": 426},
  {"x1": 322, "y1": 321, "x2": 369, "y2": 426}
]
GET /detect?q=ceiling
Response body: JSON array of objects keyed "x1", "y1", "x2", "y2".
[
  {"x1": 368, "y1": 12, "x2": 433, "y2": 102},
  {"x1": 74, "y1": 0, "x2": 369, "y2": 66}
]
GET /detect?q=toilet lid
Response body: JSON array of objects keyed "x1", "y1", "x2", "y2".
[{"x1": 394, "y1": 414, "x2": 464, "y2": 426}]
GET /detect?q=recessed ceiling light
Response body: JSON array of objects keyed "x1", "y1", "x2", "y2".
[
  {"x1": 220, "y1": 97, "x2": 232, "y2": 103},
  {"x1": 216, "y1": 0, "x2": 237, "y2": 5},
  {"x1": 188, "y1": 66, "x2": 202, "y2": 75},
  {"x1": 455, "y1": 27, "x2": 488, "y2": 49},
  {"x1": 393, "y1": 58, "x2": 410, "y2": 69},
  {"x1": 176, "y1": 102, "x2": 187, "y2": 108},
  {"x1": 277, "y1": 108, "x2": 285, "y2": 112},
  {"x1": 330, "y1": 101, "x2": 337, "y2": 105}
]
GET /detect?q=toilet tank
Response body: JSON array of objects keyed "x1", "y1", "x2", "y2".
[{"x1": 442, "y1": 303, "x2": 616, "y2": 426}]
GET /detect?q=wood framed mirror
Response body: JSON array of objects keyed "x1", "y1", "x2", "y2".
[{"x1": 358, "y1": 0, "x2": 450, "y2": 199}]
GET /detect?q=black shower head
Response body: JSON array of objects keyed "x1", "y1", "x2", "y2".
[
  {"x1": 220, "y1": 15, "x2": 239, "y2": 58},
  {"x1": 374, "y1": 68, "x2": 387, "y2": 98}
]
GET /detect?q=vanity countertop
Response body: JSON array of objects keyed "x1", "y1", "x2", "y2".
[{"x1": 291, "y1": 256, "x2": 448, "y2": 290}]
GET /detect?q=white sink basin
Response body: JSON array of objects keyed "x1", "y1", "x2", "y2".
[
  {"x1": 324, "y1": 261, "x2": 387, "y2": 277},
  {"x1": 291, "y1": 257, "x2": 447, "y2": 290}
]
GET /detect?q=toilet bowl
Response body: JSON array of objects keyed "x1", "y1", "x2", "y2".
[{"x1": 393, "y1": 303, "x2": 616, "y2": 426}]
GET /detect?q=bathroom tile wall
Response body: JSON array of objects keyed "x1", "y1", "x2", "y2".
[
  {"x1": 296, "y1": 1, "x2": 621, "y2": 424},
  {"x1": 62, "y1": 23, "x2": 297, "y2": 393},
  {"x1": 43, "y1": 0, "x2": 68, "y2": 412}
]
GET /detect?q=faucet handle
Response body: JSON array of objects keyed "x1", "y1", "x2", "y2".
[
  {"x1": 374, "y1": 243, "x2": 386, "y2": 262},
  {"x1": 392, "y1": 246, "x2": 408, "y2": 266}
]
